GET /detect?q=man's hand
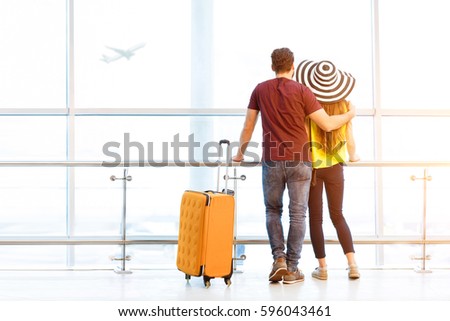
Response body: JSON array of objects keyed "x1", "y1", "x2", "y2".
[{"x1": 347, "y1": 102, "x2": 356, "y2": 119}]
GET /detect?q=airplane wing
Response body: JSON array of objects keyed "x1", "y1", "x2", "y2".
[
  {"x1": 100, "y1": 54, "x2": 123, "y2": 63},
  {"x1": 105, "y1": 46, "x2": 127, "y2": 56},
  {"x1": 127, "y1": 42, "x2": 146, "y2": 52}
]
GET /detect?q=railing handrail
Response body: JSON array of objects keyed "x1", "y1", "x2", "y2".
[
  {"x1": 1, "y1": 160, "x2": 450, "y2": 167},
  {"x1": 1, "y1": 235, "x2": 450, "y2": 246}
]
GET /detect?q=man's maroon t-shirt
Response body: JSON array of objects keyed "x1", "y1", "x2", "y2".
[{"x1": 248, "y1": 77, "x2": 322, "y2": 162}]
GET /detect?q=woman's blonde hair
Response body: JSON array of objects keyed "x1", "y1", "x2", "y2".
[{"x1": 311, "y1": 100, "x2": 349, "y2": 154}]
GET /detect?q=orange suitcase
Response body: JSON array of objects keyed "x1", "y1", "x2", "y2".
[{"x1": 176, "y1": 140, "x2": 235, "y2": 287}]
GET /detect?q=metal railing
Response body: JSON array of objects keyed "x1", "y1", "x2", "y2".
[{"x1": 1, "y1": 160, "x2": 450, "y2": 273}]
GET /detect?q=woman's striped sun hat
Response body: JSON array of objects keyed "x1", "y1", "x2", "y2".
[{"x1": 296, "y1": 60, "x2": 355, "y2": 104}]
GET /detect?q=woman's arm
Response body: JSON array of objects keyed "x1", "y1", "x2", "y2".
[{"x1": 346, "y1": 120, "x2": 360, "y2": 162}]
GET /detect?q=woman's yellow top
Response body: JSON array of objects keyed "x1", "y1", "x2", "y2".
[{"x1": 309, "y1": 104, "x2": 348, "y2": 169}]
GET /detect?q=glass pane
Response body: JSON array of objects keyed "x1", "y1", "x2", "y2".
[
  {"x1": 351, "y1": 116, "x2": 375, "y2": 161},
  {"x1": 378, "y1": 0, "x2": 450, "y2": 109},
  {"x1": 342, "y1": 167, "x2": 376, "y2": 235},
  {"x1": 74, "y1": 0, "x2": 191, "y2": 108},
  {"x1": 383, "y1": 244, "x2": 428, "y2": 268},
  {"x1": 72, "y1": 245, "x2": 121, "y2": 268},
  {"x1": 0, "y1": 246, "x2": 66, "y2": 268},
  {"x1": 381, "y1": 117, "x2": 450, "y2": 161},
  {"x1": 0, "y1": 1, "x2": 66, "y2": 108},
  {"x1": 0, "y1": 116, "x2": 67, "y2": 160},
  {"x1": 126, "y1": 244, "x2": 185, "y2": 269},
  {"x1": 382, "y1": 244, "x2": 450, "y2": 270},
  {"x1": 73, "y1": 167, "x2": 124, "y2": 236},
  {"x1": 382, "y1": 167, "x2": 423, "y2": 236},
  {"x1": 425, "y1": 168, "x2": 450, "y2": 237},
  {"x1": 0, "y1": 117, "x2": 66, "y2": 237},
  {"x1": 213, "y1": 0, "x2": 373, "y2": 109},
  {"x1": 426, "y1": 245, "x2": 450, "y2": 269},
  {"x1": 0, "y1": 168, "x2": 66, "y2": 236},
  {"x1": 126, "y1": 167, "x2": 190, "y2": 237},
  {"x1": 74, "y1": 115, "x2": 262, "y2": 163},
  {"x1": 234, "y1": 166, "x2": 265, "y2": 237}
]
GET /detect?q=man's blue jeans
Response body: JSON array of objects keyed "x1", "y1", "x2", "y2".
[{"x1": 262, "y1": 161, "x2": 312, "y2": 270}]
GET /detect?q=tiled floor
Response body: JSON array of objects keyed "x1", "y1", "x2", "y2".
[{"x1": 0, "y1": 266, "x2": 449, "y2": 301}]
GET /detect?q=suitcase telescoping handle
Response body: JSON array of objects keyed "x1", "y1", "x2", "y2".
[{"x1": 217, "y1": 139, "x2": 231, "y2": 193}]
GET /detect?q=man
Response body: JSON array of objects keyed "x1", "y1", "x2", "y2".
[{"x1": 232, "y1": 48, "x2": 355, "y2": 284}]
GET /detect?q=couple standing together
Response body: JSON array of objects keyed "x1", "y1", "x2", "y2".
[{"x1": 233, "y1": 48, "x2": 360, "y2": 284}]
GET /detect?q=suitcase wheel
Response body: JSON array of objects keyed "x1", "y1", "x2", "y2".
[
  {"x1": 223, "y1": 261, "x2": 233, "y2": 286},
  {"x1": 203, "y1": 276, "x2": 211, "y2": 288},
  {"x1": 185, "y1": 274, "x2": 191, "y2": 281}
]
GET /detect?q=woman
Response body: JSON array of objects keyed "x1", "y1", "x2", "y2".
[{"x1": 296, "y1": 60, "x2": 360, "y2": 280}]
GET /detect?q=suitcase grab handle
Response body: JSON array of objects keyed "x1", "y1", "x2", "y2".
[{"x1": 217, "y1": 139, "x2": 231, "y2": 193}]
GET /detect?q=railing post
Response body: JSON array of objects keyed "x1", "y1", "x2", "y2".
[
  {"x1": 110, "y1": 168, "x2": 133, "y2": 274},
  {"x1": 410, "y1": 168, "x2": 432, "y2": 273}
]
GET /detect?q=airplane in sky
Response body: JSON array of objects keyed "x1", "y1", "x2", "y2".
[{"x1": 100, "y1": 42, "x2": 146, "y2": 63}]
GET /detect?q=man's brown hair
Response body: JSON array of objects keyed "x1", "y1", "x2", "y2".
[{"x1": 271, "y1": 48, "x2": 294, "y2": 74}]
